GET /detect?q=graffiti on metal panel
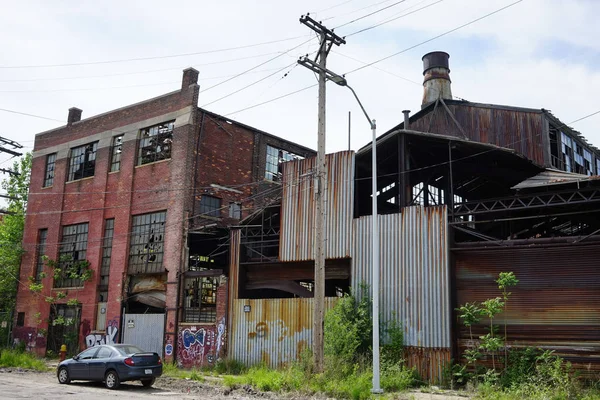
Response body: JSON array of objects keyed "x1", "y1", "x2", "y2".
[
  {"x1": 246, "y1": 319, "x2": 311, "y2": 364},
  {"x1": 177, "y1": 321, "x2": 226, "y2": 368},
  {"x1": 85, "y1": 318, "x2": 119, "y2": 348}
]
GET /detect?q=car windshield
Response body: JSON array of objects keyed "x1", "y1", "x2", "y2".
[{"x1": 114, "y1": 345, "x2": 145, "y2": 356}]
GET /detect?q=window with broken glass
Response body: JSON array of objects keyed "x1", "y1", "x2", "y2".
[
  {"x1": 35, "y1": 229, "x2": 48, "y2": 282},
  {"x1": 128, "y1": 211, "x2": 166, "y2": 274},
  {"x1": 265, "y1": 145, "x2": 302, "y2": 182},
  {"x1": 198, "y1": 195, "x2": 221, "y2": 218},
  {"x1": 137, "y1": 121, "x2": 174, "y2": 165},
  {"x1": 55, "y1": 223, "x2": 89, "y2": 288},
  {"x1": 67, "y1": 142, "x2": 98, "y2": 181},
  {"x1": 110, "y1": 135, "x2": 124, "y2": 172},
  {"x1": 184, "y1": 274, "x2": 218, "y2": 323},
  {"x1": 44, "y1": 153, "x2": 56, "y2": 187},
  {"x1": 98, "y1": 219, "x2": 114, "y2": 301}
]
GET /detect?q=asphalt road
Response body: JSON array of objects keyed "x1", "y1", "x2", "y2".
[{"x1": 0, "y1": 370, "x2": 213, "y2": 400}]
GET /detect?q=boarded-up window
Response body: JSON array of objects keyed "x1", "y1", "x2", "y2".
[{"x1": 128, "y1": 211, "x2": 166, "y2": 274}]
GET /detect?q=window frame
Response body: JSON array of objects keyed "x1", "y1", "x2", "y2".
[
  {"x1": 183, "y1": 274, "x2": 218, "y2": 323},
  {"x1": 98, "y1": 219, "x2": 114, "y2": 300},
  {"x1": 44, "y1": 153, "x2": 57, "y2": 187},
  {"x1": 110, "y1": 135, "x2": 124, "y2": 172},
  {"x1": 55, "y1": 223, "x2": 89, "y2": 288},
  {"x1": 198, "y1": 195, "x2": 221, "y2": 218},
  {"x1": 67, "y1": 142, "x2": 98, "y2": 182},
  {"x1": 265, "y1": 145, "x2": 303, "y2": 182},
  {"x1": 137, "y1": 121, "x2": 174, "y2": 166},
  {"x1": 229, "y1": 202, "x2": 242, "y2": 219},
  {"x1": 35, "y1": 229, "x2": 48, "y2": 282},
  {"x1": 128, "y1": 211, "x2": 167, "y2": 274}
]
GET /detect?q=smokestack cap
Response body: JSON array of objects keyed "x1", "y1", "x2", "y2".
[{"x1": 422, "y1": 51, "x2": 450, "y2": 75}]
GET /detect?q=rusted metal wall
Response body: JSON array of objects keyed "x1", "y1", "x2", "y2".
[
  {"x1": 411, "y1": 103, "x2": 547, "y2": 166},
  {"x1": 352, "y1": 206, "x2": 451, "y2": 381},
  {"x1": 455, "y1": 243, "x2": 600, "y2": 376},
  {"x1": 279, "y1": 151, "x2": 354, "y2": 261},
  {"x1": 229, "y1": 298, "x2": 337, "y2": 367}
]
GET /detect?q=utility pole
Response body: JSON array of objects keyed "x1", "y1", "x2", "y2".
[
  {"x1": 0, "y1": 136, "x2": 23, "y2": 214},
  {"x1": 298, "y1": 14, "x2": 345, "y2": 373}
]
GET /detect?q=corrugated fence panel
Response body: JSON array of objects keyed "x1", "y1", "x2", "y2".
[
  {"x1": 455, "y1": 244, "x2": 600, "y2": 376},
  {"x1": 280, "y1": 151, "x2": 354, "y2": 261},
  {"x1": 230, "y1": 298, "x2": 337, "y2": 367},
  {"x1": 351, "y1": 206, "x2": 450, "y2": 382}
]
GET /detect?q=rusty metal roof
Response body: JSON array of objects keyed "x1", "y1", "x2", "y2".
[{"x1": 512, "y1": 169, "x2": 600, "y2": 190}]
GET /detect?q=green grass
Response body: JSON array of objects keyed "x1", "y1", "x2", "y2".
[{"x1": 0, "y1": 349, "x2": 48, "y2": 371}]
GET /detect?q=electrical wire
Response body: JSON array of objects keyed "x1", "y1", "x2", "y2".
[
  {"x1": 0, "y1": 36, "x2": 311, "y2": 69},
  {"x1": 333, "y1": 0, "x2": 407, "y2": 29}
]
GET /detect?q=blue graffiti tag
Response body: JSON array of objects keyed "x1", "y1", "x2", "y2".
[{"x1": 182, "y1": 328, "x2": 205, "y2": 349}]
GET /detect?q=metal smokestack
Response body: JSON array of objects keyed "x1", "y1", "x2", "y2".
[{"x1": 422, "y1": 51, "x2": 452, "y2": 107}]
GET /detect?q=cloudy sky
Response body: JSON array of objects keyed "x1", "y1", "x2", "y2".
[{"x1": 0, "y1": 0, "x2": 599, "y2": 171}]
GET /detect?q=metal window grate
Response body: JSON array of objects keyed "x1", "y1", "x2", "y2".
[
  {"x1": 35, "y1": 229, "x2": 48, "y2": 282},
  {"x1": 138, "y1": 121, "x2": 174, "y2": 165},
  {"x1": 68, "y1": 142, "x2": 98, "y2": 181},
  {"x1": 128, "y1": 211, "x2": 166, "y2": 274},
  {"x1": 44, "y1": 153, "x2": 56, "y2": 187},
  {"x1": 198, "y1": 195, "x2": 221, "y2": 218},
  {"x1": 110, "y1": 135, "x2": 124, "y2": 172},
  {"x1": 183, "y1": 275, "x2": 217, "y2": 323},
  {"x1": 55, "y1": 223, "x2": 89, "y2": 288}
]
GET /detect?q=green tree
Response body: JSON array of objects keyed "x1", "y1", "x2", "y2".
[{"x1": 0, "y1": 153, "x2": 31, "y2": 315}]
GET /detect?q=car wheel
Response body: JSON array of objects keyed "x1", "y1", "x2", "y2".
[
  {"x1": 141, "y1": 377, "x2": 156, "y2": 387},
  {"x1": 105, "y1": 370, "x2": 121, "y2": 390},
  {"x1": 57, "y1": 367, "x2": 71, "y2": 384}
]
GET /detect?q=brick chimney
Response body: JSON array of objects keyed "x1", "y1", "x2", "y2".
[
  {"x1": 67, "y1": 107, "x2": 82, "y2": 125},
  {"x1": 422, "y1": 51, "x2": 452, "y2": 107},
  {"x1": 182, "y1": 68, "x2": 199, "y2": 89}
]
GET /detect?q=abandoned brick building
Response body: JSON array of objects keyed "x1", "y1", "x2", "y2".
[{"x1": 13, "y1": 67, "x2": 314, "y2": 365}]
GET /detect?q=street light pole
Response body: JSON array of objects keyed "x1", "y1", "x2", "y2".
[{"x1": 297, "y1": 57, "x2": 382, "y2": 394}]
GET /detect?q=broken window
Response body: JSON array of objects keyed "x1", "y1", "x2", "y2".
[
  {"x1": 128, "y1": 211, "x2": 166, "y2": 274},
  {"x1": 583, "y1": 149, "x2": 593, "y2": 176},
  {"x1": 35, "y1": 229, "x2": 48, "y2": 282},
  {"x1": 110, "y1": 135, "x2": 124, "y2": 172},
  {"x1": 44, "y1": 153, "x2": 56, "y2": 187},
  {"x1": 68, "y1": 142, "x2": 98, "y2": 181},
  {"x1": 561, "y1": 132, "x2": 573, "y2": 173},
  {"x1": 265, "y1": 145, "x2": 302, "y2": 182},
  {"x1": 99, "y1": 219, "x2": 114, "y2": 301},
  {"x1": 184, "y1": 274, "x2": 217, "y2": 323},
  {"x1": 597, "y1": 158, "x2": 600, "y2": 176},
  {"x1": 229, "y1": 202, "x2": 242, "y2": 219},
  {"x1": 137, "y1": 121, "x2": 174, "y2": 165},
  {"x1": 198, "y1": 195, "x2": 221, "y2": 218},
  {"x1": 55, "y1": 223, "x2": 89, "y2": 288},
  {"x1": 16, "y1": 312, "x2": 24, "y2": 327}
]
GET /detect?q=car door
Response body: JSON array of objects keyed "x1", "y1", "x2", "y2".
[
  {"x1": 69, "y1": 347, "x2": 98, "y2": 380},
  {"x1": 88, "y1": 346, "x2": 113, "y2": 380}
]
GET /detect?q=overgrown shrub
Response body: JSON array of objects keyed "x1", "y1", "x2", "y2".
[
  {"x1": 214, "y1": 358, "x2": 246, "y2": 375},
  {"x1": 0, "y1": 349, "x2": 47, "y2": 371}
]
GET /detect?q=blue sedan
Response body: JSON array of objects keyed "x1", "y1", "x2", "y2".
[{"x1": 57, "y1": 344, "x2": 162, "y2": 389}]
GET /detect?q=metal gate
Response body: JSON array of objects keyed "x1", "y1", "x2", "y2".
[{"x1": 122, "y1": 314, "x2": 165, "y2": 356}]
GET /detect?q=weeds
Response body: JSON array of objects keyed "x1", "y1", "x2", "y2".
[{"x1": 0, "y1": 349, "x2": 48, "y2": 371}]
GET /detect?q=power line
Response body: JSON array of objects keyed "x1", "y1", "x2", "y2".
[
  {"x1": 345, "y1": 0, "x2": 524, "y2": 74},
  {"x1": 333, "y1": 0, "x2": 407, "y2": 29},
  {"x1": 0, "y1": 36, "x2": 311, "y2": 69},
  {"x1": 225, "y1": 84, "x2": 317, "y2": 116},
  {"x1": 344, "y1": 0, "x2": 445, "y2": 37},
  {"x1": 0, "y1": 107, "x2": 64, "y2": 122},
  {"x1": 321, "y1": 0, "x2": 400, "y2": 22}
]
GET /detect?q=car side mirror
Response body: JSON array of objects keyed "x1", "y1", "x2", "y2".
[{"x1": 73, "y1": 355, "x2": 79, "y2": 361}]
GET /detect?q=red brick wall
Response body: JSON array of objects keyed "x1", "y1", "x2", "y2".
[{"x1": 175, "y1": 279, "x2": 228, "y2": 368}]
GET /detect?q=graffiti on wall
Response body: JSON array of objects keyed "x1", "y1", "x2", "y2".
[
  {"x1": 177, "y1": 318, "x2": 226, "y2": 368},
  {"x1": 12, "y1": 326, "x2": 46, "y2": 351},
  {"x1": 85, "y1": 318, "x2": 119, "y2": 348}
]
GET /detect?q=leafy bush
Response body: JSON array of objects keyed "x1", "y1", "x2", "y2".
[{"x1": 214, "y1": 358, "x2": 246, "y2": 375}]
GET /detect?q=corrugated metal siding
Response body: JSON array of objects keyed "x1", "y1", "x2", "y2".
[
  {"x1": 229, "y1": 298, "x2": 337, "y2": 367},
  {"x1": 352, "y1": 206, "x2": 450, "y2": 348},
  {"x1": 410, "y1": 104, "x2": 546, "y2": 166},
  {"x1": 122, "y1": 313, "x2": 165, "y2": 356},
  {"x1": 280, "y1": 151, "x2": 354, "y2": 261},
  {"x1": 455, "y1": 244, "x2": 600, "y2": 376}
]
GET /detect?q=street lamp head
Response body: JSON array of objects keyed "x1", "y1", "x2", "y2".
[{"x1": 330, "y1": 75, "x2": 347, "y2": 86}]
